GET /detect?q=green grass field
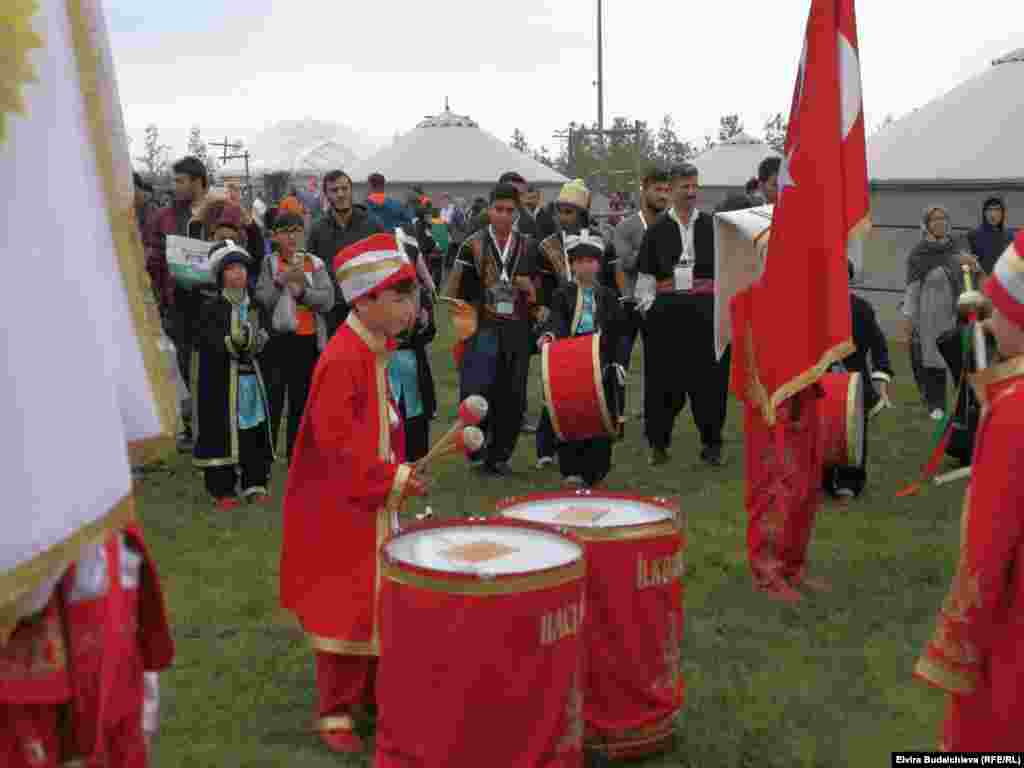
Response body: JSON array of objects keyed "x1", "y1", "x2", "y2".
[{"x1": 139, "y1": 319, "x2": 965, "y2": 767}]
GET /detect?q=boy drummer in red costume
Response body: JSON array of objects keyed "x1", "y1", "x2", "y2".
[
  {"x1": 0, "y1": 524, "x2": 174, "y2": 767},
  {"x1": 279, "y1": 232, "x2": 428, "y2": 754},
  {"x1": 915, "y1": 232, "x2": 1024, "y2": 750}
]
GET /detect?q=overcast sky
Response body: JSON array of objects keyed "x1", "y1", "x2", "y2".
[{"x1": 107, "y1": 0, "x2": 1021, "y2": 167}]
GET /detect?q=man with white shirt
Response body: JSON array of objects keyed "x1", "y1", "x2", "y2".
[{"x1": 635, "y1": 163, "x2": 729, "y2": 466}]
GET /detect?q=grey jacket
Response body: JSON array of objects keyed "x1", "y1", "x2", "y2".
[
  {"x1": 254, "y1": 250, "x2": 336, "y2": 351},
  {"x1": 612, "y1": 212, "x2": 648, "y2": 299}
]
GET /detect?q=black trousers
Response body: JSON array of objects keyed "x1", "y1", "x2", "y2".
[
  {"x1": 459, "y1": 322, "x2": 531, "y2": 466},
  {"x1": 910, "y1": 335, "x2": 947, "y2": 412},
  {"x1": 263, "y1": 333, "x2": 320, "y2": 461},
  {"x1": 403, "y1": 413, "x2": 430, "y2": 463},
  {"x1": 642, "y1": 293, "x2": 730, "y2": 452},
  {"x1": 558, "y1": 437, "x2": 612, "y2": 486},
  {"x1": 204, "y1": 426, "x2": 272, "y2": 498},
  {"x1": 536, "y1": 406, "x2": 558, "y2": 459}
]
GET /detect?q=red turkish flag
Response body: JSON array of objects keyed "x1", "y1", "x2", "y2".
[{"x1": 731, "y1": 0, "x2": 869, "y2": 423}]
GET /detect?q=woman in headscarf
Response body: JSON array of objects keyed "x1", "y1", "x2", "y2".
[
  {"x1": 968, "y1": 196, "x2": 1015, "y2": 275},
  {"x1": 902, "y1": 205, "x2": 977, "y2": 419}
]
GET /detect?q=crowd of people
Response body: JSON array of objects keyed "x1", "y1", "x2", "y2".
[{"x1": 78, "y1": 152, "x2": 1019, "y2": 759}]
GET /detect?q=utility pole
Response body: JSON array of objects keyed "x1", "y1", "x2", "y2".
[
  {"x1": 209, "y1": 137, "x2": 252, "y2": 204},
  {"x1": 596, "y1": 0, "x2": 604, "y2": 138}
]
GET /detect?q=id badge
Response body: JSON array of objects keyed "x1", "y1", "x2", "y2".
[
  {"x1": 494, "y1": 282, "x2": 517, "y2": 317},
  {"x1": 674, "y1": 264, "x2": 694, "y2": 292}
]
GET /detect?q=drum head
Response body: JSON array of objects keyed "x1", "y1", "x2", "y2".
[
  {"x1": 847, "y1": 373, "x2": 865, "y2": 467},
  {"x1": 384, "y1": 524, "x2": 582, "y2": 577},
  {"x1": 499, "y1": 492, "x2": 675, "y2": 533}
]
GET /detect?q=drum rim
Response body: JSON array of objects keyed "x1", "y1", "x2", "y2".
[
  {"x1": 381, "y1": 518, "x2": 586, "y2": 595},
  {"x1": 495, "y1": 490, "x2": 685, "y2": 541},
  {"x1": 846, "y1": 372, "x2": 865, "y2": 467}
]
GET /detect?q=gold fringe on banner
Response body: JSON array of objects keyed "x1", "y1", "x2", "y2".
[
  {"x1": 0, "y1": 495, "x2": 135, "y2": 645},
  {"x1": 65, "y1": 0, "x2": 177, "y2": 463}
]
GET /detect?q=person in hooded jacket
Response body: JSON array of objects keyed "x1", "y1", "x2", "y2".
[{"x1": 968, "y1": 196, "x2": 1016, "y2": 275}]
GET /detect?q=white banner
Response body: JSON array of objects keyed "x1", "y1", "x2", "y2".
[
  {"x1": 1, "y1": 0, "x2": 171, "y2": 622},
  {"x1": 713, "y1": 205, "x2": 774, "y2": 360},
  {"x1": 166, "y1": 234, "x2": 215, "y2": 287}
]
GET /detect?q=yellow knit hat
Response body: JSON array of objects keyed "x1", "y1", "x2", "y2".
[{"x1": 557, "y1": 178, "x2": 590, "y2": 210}]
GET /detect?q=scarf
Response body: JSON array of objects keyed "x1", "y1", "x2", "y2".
[{"x1": 906, "y1": 238, "x2": 958, "y2": 285}]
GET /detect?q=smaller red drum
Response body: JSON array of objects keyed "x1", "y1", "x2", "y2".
[
  {"x1": 375, "y1": 519, "x2": 586, "y2": 768},
  {"x1": 819, "y1": 371, "x2": 865, "y2": 470},
  {"x1": 498, "y1": 491, "x2": 685, "y2": 761},
  {"x1": 542, "y1": 332, "x2": 621, "y2": 442}
]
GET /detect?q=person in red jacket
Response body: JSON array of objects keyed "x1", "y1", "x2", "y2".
[
  {"x1": 279, "y1": 232, "x2": 428, "y2": 755},
  {"x1": 914, "y1": 232, "x2": 1024, "y2": 750},
  {"x1": 0, "y1": 524, "x2": 174, "y2": 767}
]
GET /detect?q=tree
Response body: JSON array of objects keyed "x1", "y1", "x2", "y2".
[
  {"x1": 510, "y1": 128, "x2": 530, "y2": 154},
  {"x1": 135, "y1": 123, "x2": 170, "y2": 181},
  {"x1": 718, "y1": 113, "x2": 744, "y2": 142},
  {"x1": 187, "y1": 125, "x2": 217, "y2": 182},
  {"x1": 654, "y1": 114, "x2": 693, "y2": 169},
  {"x1": 763, "y1": 112, "x2": 788, "y2": 154},
  {"x1": 532, "y1": 145, "x2": 555, "y2": 169}
]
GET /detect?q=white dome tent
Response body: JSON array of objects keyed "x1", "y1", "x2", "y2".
[
  {"x1": 350, "y1": 104, "x2": 569, "y2": 204},
  {"x1": 691, "y1": 132, "x2": 780, "y2": 209},
  {"x1": 861, "y1": 47, "x2": 1024, "y2": 337}
]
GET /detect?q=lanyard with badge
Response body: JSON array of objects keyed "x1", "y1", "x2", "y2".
[
  {"x1": 490, "y1": 226, "x2": 521, "y2": 317},
  {"x1": 673, "y1": 210, "x2": 695, "y2": 292}
]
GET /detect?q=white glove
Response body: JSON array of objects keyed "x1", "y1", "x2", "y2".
[
  {"x1": 634, "y1": 274, "x2": 656, "y2": 314},
  {"x1": 143, "y1": 671, "x2": 160, "y2": 737},
  {"x1": 610, "y1": 364, "x2": 627, "y2": 387}
]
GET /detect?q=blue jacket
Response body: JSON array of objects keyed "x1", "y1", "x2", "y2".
[{"x1": 367, "y1": 197, "x2": 413, "y2": 231}]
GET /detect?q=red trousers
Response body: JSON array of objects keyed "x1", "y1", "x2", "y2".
[
  {"x1": 1, "y1": 704, "x2": 60, "y2": 768},
  {"x1": 743, "y1": 387, "x2": 823, "y2": 588},
  {"x1": 314, "y1": 653, "x2": 378, "y2": 731}
]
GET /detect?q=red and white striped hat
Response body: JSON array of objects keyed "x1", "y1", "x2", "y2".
[
  {"x1": 984, "y1": 231, "x2": 1024, "y2": 329},
  {"x1": 334, "y1": 233, "x2": 417, "y2": 304}
]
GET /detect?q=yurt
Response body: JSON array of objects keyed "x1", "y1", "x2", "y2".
[{"x1": 691, "y1": 132, "x2": 780, "y2": 209}]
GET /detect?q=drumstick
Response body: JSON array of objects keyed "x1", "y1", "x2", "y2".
[
  {"x1": 415, "y1": 425, "x2": 485, "y2": 472},
  {"x1": 415, "y1": 396, "x2": 488, "y2": 469}
]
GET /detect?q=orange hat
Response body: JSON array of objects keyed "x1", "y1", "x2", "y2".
[
  {"x1": 335, "y1": 233, "x2": 417, "y2": 304},
  {"x1": 279, "y1": 196, "x2": 305, "y2": 216}
]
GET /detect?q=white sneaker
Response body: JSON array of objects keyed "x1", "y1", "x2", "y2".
[
  {"x1": 535, "y1": 456, "x2": 555, "y2": 469},
  {"x1": 930, "y1": 409, "x2": 944, "y2": 421}
]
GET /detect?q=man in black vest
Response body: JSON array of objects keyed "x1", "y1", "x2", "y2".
[
  {"x1": 635, "y1": 163, "x2": 729, "y2": 466},
  {"x1": 444, "y1": 183, "x2": 542, "y2": 475}
]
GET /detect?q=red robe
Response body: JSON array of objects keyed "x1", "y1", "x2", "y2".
[
  {"x1": 731, "y1": 289, "x2": 825, "y2": 589},
  {"x1": 914, "y1": 356, "x2": 1024, "y2": 750},
  {"x1": 280, "y1": 312, "x2": 411, "y2": 656},
  {"x1": 0, "y1": 523, "x2": 174, "y2": 767}
]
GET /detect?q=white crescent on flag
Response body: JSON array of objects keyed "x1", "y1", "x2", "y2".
[{"x1": 0, "y1": 0, "x2": 176, "y2": 636}]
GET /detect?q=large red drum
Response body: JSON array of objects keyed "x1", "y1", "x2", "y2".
[
  {"x1": 819, "y1": 371, "x2": 865, "y2": 470},
  {"x1": 497, "y1": 491, "x2": 685, "y2": 761},
  {"x1": 375, "y1": 519, "x2": 586, "y2": 768},
  {"x1": 542, "y1": 332, "x2": 621, "y2": 442}
]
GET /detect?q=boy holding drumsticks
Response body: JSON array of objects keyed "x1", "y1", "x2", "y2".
[{"x1": 280, "y1": 233, "x2": 428, "y2": 754}]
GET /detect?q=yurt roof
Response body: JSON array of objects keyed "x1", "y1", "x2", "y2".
[
  {"x1": 351, "y1": 105, "x2": 568, "y2": 186},
  {"x1": 246, "y1": 118, "x2": 361, "y2": 174},
  {"x1": 868, "y1": 48, "x2": 1024, "y2": 182},
  {"x1": 691, "y1": 132, "x2": 780, "y2": 188}
]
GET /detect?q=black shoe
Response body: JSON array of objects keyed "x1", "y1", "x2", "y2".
[
  {"x1": 521, "y1": 422, "x2": 538, "y2": 435},
  {"x1": 176, "y1": 431, "x2": 193, "y2": 454},
  {"x1": 700, "y1": 443, "x2": 724, "y2": 466},
  {"x1": 486, "y1": 461, "x2": 513, "y2": 476}
]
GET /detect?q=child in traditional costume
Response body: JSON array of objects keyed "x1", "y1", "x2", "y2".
[
  {"x1": 279, "y1": 233, "x2": 428, "y2": 755},
  {"x1": 388, "y1": 227, "x2": 437, "y2": 462},
  {"x1": 538, "y1": 231, "x2": 625, "y2": 487},
  {"x1": 915, "y1": 232, "x2": 1024, "y2": 750},
  {"x1": 192, "y1": 241, "x2": 274, "y2": 510},
  {"x1": 0, "y1": 524, "x2": 174, "y2": 767},
  {"x1": 823, "y1": 261, "x2": 894, "y2": 498}
]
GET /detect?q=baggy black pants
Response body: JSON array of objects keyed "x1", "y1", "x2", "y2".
[
  {"x1": 558, "y1": 437, "x2": 612, "y2": 486},
  {"x1": 263, "y1": 333, "x2": 320, "y2": 461},
  {"x1": 641, "y1": 293, "x2": 730, "y2": 452},
  {"x1": 459, "y1": 322, "x2": 531, "y2": 466},
  {"x1": 204, "y1": 426, "x2": 272, "y2": 498}
]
